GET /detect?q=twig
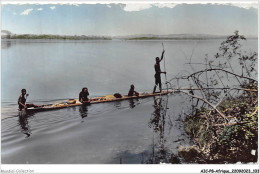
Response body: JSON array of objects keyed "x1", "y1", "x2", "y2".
[
  {"x1": 187, "y1": 68, "x2": 256, "y2": 82},
  {"x1": 215, "y1": 89, "x2": 232, "y2": 108},
  {"x1": 209, "y1": 64, "x2": 226, "y2": 88},
  {"x1": 180, "y1": 91, "x2": 227, "y2": 119},
  {"x1": 250, "y1": 107, "x2": 258, "y2": 117},
  {"x1": 180, "y1": 45, "x2": 208, "y2": 99},
  {"x1": 168, "y1": 68, "x2": 257, "y2": 83},
  {"x1": 214, "y1": 122, "x2": 237, "y2": 127},
  {"x1": 162, "y1": 87, "x2": 257, "y2": 92},
  {"x1": 242, "y1": 58, "x2": 251, "y2": 77}
]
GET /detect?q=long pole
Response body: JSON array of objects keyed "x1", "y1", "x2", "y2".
[{"x1": 162, "y1": 43, "x2": 168, "y2": 92}]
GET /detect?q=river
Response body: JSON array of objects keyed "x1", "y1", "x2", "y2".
[{"x1": 1, "y1": 39, "x2": 257, "y2": 163}]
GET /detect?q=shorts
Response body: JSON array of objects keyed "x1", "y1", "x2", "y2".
[{"x1": 154, "y1": 73, "x2": 161, "y2": 85}]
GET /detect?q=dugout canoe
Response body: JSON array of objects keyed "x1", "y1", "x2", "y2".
[{"x1": 26, "y1": 90, "x2": 173, "y2": 112}]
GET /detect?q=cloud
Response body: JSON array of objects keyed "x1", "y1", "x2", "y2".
[
  {"x1": 122, "y1": 2, "x2": 257, "y2": 12},
  {"x1": 71, "y1": 4, "x2": 79, "y2": 7},
  {"x1": 50, "y1": 6, "x2": 56, "y2": 10},
  {"x1": 37, "y1": 8, "x2": 43, "y2": 11},
  {"x1": 154, "y1": 3, "x2": 178, "y2": 8},
  {"x1": 13, "y1": 12, "x2": 16, "y2": 15},
  {"x1": 230, "y1": 3, "x2": 258, "y2": 9},
  {"x1": 122, "y1": 3, "x2": 184, "y2": 12},
  {"x1": 21, "y1": 8, "x2": 33, "y2": 15},
  {"x1": 123, "y1": 4, "x2": 152, "y2": 12}
]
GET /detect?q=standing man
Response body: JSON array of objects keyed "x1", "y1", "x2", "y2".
[{"x1": 153, "y1": 50, "x2": 166, "y2": 93}]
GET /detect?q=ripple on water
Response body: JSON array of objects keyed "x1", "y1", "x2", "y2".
[{"x1": 2, "y1": 95, "x2": 190, "y2": 164}]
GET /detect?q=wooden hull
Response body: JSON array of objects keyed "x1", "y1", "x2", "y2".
[{"x1": 26, "y1": 90, "x2": 173, "y2": 112}]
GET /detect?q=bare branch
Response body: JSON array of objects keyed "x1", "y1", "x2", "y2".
[
  {"x1": 179, "y1": 91, "x2": 227, "y2": 119},
  {"x1": 163, "y1": 87, "x2": 257, "y2": 92},
  {"x1": 187, "y1": 68, "x2": 257, "y2": 82},
  {"x1": 214, "y1": 122, "x2": 237, "y2": 127}
]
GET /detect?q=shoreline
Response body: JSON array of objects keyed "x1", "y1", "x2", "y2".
[{"x1": 2, "y1": 38, "x2": 258, "y2": 43}]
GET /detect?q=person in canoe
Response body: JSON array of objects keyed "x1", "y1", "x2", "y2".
[
  {"x1": 79, "y1": 87, "x2": 90, "y2": 103},
  {"x1": 128, "y1": 84, "x2": 139, "y2": 97},
  {"x1": 18, "y1": 89, "x2": 40, "y2": 111},
  {"x1": 153, "y1": 50, "x2": 166, "y2": 93}
]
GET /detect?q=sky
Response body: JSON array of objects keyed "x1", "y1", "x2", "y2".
[{"x1": 1, "y1": 2, "x2": 258, "y2": 36}]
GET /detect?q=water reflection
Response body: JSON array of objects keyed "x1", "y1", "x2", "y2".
[
  {"x1": 113, "y1": 150, "x2": 150, "y2": 164},
  {"x1": 149, "y1": 97, "x2": 163, "y2": 132},
  {"x1": 114, "y1": 101, "x2": 121, "y2": 109},
  {"x1": 149, "y1": 97, "x2": 166, "y2": 163},
  {"x1": 18, "y1": 111, "x2": 35, "y2": 138},
  {"x1": 128, "y1": 99, "x2": 139, "y2": 109},
  {"x1": 79, "y1": 104, "x2": 88, "y2": 119},
  {"x1": 148, "y1": 96, "x2": 180, "y2": 164},
  {"x1": 1, "y1": 40, "x2": 12, "y2": 49}
]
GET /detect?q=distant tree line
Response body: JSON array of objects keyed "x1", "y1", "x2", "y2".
[
  {"x1": 4, "y1": 34, "x2": 112, "y2": 40},
  {"x1": 126, "y1": 37, "x2": 222, "y2": 40}
]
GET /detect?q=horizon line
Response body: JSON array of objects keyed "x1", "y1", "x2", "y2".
[{"x1": 2, "y1": 31, "x2": 258, "y2": 37}]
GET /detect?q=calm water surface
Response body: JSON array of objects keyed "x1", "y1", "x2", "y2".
[{"x1": 1, "y1": 39, "x2": 257, "y2": 163}]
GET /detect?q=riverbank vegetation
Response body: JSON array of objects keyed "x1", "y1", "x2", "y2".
[
  {"x1": 182, "y1": 90, "x2": 257, "y2": 163},
  {"x1": 167, "y1": 31, "x2": 258, "y2": 163},
  {"x1": 8, "y1": 34, "x2": 112, "y2": 40},
  {"x1": 126, "y1": 37, "x2": 223, "y2": 40}
]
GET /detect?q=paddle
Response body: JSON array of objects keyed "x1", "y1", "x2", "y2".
[
  {"x1": 162, "y1": 42, "x2": 168, "y2": 92},
  {"x1": 24, "y1": 93, "x2": 44, "y2": 108}
]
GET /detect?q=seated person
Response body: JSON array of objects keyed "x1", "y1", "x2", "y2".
[
  {"x1": 79, "y1": 87, "x2": 90, "y2": 103},
  {"x1": 18, "y1": 89, "x2": 39, "y2": 111},
  {"x1": 128, "y1": 84, "x2": 139, "y2": 97}
]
